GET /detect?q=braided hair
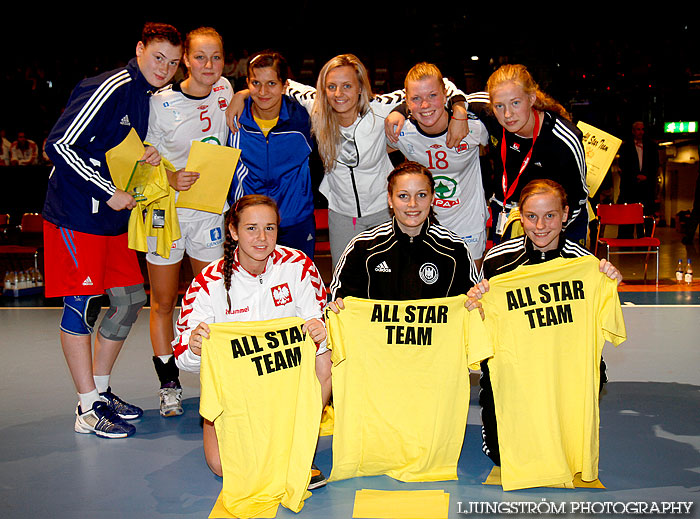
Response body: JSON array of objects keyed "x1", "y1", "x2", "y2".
[{"x1": 223, "y1": 195, "x2": 280, "y2": 312}]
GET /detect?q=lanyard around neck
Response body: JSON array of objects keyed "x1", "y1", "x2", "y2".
[{"x1": 500, "y1": 109, "x2": 540, "y2": 205}]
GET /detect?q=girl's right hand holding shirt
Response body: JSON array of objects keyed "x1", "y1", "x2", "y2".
[{"x1": 189, "y1": 322, "x2": 211, "y2": 357}]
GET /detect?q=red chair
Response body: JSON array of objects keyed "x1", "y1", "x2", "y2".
[
  {"x1": 595, "y1": 203, "x2": 660, "y2": 284},
  {"x1": 0, "y1": 213, "x2": 44, "y2": 272},
  {"x1": 314, "y1": 209, "x2": 331, "y2": 257},
  {"x1": 20, "y1": 213, "x2": 44, "y2": 233},
  {"x1": 0, "y1": 213, "x2": 9, "y2": 240}
]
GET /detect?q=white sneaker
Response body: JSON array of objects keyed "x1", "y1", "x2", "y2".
[
  {"x1": 75, "y1": 401, "x2": 135, "y2": 438},
  {"x1": 159, "y1": 387, "x2": 183, "y2": 417}
]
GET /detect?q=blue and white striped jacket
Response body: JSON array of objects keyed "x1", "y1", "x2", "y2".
[
  {"x1": 43, "y1": 58, "x2": 154, "y2": 235},
  {"x1": 227, "y1": 96, "x2": 314, "y2": 228}
]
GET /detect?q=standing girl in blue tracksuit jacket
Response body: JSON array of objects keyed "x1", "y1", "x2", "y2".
[
  {"x1": 42, "y1": 23, "x2": 183, "y2": 439},
  {"x1": 227, "y1": 50, "x2": 316, "y2": 258}
]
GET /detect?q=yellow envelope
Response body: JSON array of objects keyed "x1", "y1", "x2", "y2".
[
  {"x1": 352, "y1": 489, "x2": 449, "y2": 519},
  {"x1": 105, "y1": 128, "x2": 146, "y2": 191},
  {"x1": 176, "y1": 141, "x2": 240, "y2": 214}
]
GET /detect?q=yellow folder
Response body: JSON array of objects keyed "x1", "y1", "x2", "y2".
[
  {"x1": 105, "y1": 128, "x2": 147, "y2": 193},
  {"x1": 175, "y1": 140, "x2": 240, "y2": 214}
]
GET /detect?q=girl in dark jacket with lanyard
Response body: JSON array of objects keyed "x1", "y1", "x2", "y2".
[{"x1": 467, "y1": 64, "x2": 589, "y2": 247}]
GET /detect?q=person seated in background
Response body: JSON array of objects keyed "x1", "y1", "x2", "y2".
[
  {"x1": 10, "y1": 132, "x2": 38, "y2": 166},
  {"x1": 0, "y1": 129, "x2": 11, "y2": 166}
]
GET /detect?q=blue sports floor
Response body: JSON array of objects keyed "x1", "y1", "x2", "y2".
[{"x1": 1, "y1": 228, "x2": 699, "y2": 518}]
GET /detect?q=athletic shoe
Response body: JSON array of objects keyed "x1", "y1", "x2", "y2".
[
  {"x1": 74, "y1": 401, "x2": 135, "y2": 438},
  {"x1": 99, "y1": 387, "x2": 143, "y2": 420},
  {"x1": 308, "y1": 462, "x2": 327, "y2": 490},
  {"x1": 159, "y1": 387, "x2": 183, "y2": 417}
]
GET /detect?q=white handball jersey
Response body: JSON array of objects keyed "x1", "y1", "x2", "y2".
[
  {"x1": 392, "y1": 112, "x2": 489, "y2": 237},
  {"x1": 146, "y1": 77, "x2": 233, "y2": 221},
  {"x1": 173, "y1": 245, "x2": 329, "y2": 373}
]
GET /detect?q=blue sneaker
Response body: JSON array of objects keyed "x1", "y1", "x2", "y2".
[
  {"x1": 99, "y1": 387, "x2": 143, "y2": 420},
  {"x1": 75, "y1": 401, "x2": 135, "y2": 438}
]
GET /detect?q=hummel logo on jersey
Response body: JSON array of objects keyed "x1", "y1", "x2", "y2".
[
  {"x1": 120, "y1": 115, "x2": 131, "y2": 126},
  {"x1": 226, "y1": 305, "x2": 249, "y2": 316},
  {"x1": 82, "y1": 276, "x2": 94, "y2": 286},
  {"x1": 375, "y1": 261, "x2": 391, "y2": 272}
]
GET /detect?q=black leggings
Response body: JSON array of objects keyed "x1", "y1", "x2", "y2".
[{"x1": 478, "y1": 358, "x2": 608, "y2": 466}]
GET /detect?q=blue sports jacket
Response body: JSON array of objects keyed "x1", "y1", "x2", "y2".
[
  {"x1": 227, "y1": 96, "x2": 314, "y2": 228},
  {"x1": 43, "y1": 58, "x2": 155, "y2": 235}
]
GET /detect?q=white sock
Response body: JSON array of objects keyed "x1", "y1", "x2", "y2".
[
  {"x1": 93, "y1": 375, "x2": 110, "y2": 394},
  {"x1": 158, "y1": 354, "x2": 173, "y2": 363},
  {"x1": 78, "y1": 389, "x2": 100, "y2": 412}
]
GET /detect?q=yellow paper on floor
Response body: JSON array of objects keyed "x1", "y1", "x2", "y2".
[
  {"x1": 483, "y1": 466, "x2": 604, "y2": 489},
  {"x1": 175, "y1": 140, "x2": 240, "y2": 214},
  {"x1": 352, "y1": 489, "x2": 449, "y2": 519},
  {"x1": 209, "y1": 490, "x2": 279, "y2": 519}
]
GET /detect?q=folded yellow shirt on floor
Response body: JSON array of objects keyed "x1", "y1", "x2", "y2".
[{"x1": 353, "y1": 489, "x2": 449, "y2": 519}]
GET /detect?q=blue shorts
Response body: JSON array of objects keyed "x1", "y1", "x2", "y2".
[{"x1": 277, "y1": 213, "x2": 316, "y2": 259}]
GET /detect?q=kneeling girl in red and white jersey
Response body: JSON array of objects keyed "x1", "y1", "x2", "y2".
[{"x1": 172, "y1": 195, "x2": 332, "y2": 487}]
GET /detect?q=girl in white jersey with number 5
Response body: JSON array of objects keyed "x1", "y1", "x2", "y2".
[{"x1": 145, "y1": 27, "x2": 233, "y2": 418}]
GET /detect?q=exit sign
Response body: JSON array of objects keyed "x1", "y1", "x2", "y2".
[{"x1": 664, "y1": 121, "x2": 698, "y2": 133}]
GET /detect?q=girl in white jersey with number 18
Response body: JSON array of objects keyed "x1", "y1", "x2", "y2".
[
  {"x1": 145, "y1": 27, "x2": 233, "y2": 418},
  {"x1": 388, "y1": 62, "x2": 490, "y2": 270}
]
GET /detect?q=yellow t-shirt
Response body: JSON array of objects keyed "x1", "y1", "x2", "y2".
[
  {"x1": 254, "y1": 115, "x2": 279, "y2": 137},
  {"x1": 481, "y1": 256, "x2": 626, "y2": 491},
  {"x1": 200, "y1": 317, "x2": 322, "y2": 517},
  {"x1": 326, "y1": 295, "x2": 492, "y2": 482}
]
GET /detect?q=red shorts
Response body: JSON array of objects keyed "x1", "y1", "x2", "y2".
[{"x1": 43, "y1": 221, "x2": 143, "y2": 298}]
